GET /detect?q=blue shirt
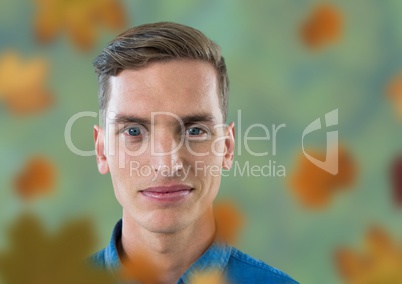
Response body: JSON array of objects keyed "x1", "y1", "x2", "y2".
[{"x1": 89, "y1": 219, "x2": 298, "y2": 284}]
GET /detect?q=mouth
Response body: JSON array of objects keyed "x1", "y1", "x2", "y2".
[{"x1": 139, "y1": 184, "x2": 194, "y2": 202}]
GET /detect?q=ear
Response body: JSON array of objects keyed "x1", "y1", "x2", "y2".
[
  {"x1": 94, "y1": 125, "x2": 110, "y2": 175},
  {"x1": 222, "y1": 122, "x2": 235, "y2": 170}
]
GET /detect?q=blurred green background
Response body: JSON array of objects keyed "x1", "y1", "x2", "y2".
[{"x1": 1, "y1": 0, "x2": 402, "y2": 283}]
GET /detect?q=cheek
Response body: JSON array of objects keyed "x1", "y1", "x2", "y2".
[
  {"x1": 122, "y1": 137, "x2": 149, "y2": 155},
  {"x1": 183, "y1": 141, "x2": 211, "y2": 157},
  {"x1": 207, "y1": 139, "x2": 226, "y2": 166},
  {"x1": 106, "y1": 148, "x2": 149, "y2": 195},
  {"x1": 185, "y1": 138, "x2": 226, "y2": 158},
  {"x1": 106, "y1": 131, "x2": 148, "y2": 159},
  {"x1": 106, "y1": 134, "x2": 148, "y2": 173},
  {"x1": 108, "y1": 155, "x2": 146, "y2": 208},
  {"x1": 186, "y1": 152, "x2": 224, "y2": 189},
  {"x1": 118, "y1": 133, "x2": 149, "y2": 162}
]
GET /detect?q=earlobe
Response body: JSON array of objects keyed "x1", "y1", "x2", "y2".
[
  {"x1": 222, "y1": 122, "x2": 235, "y2": 170},
  {"x1": 94, "y1": 125, "x2": 109, "y2": 175}
]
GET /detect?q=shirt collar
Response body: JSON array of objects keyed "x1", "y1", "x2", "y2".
[
  {"x1": 103, "y1": 219, "x2": 122, "y2": 272},
  {"x1": 104, "y1": 219, "x2": 232, "y2": 283},
  {"x1": 179, "y1": 241, "x2": 232, "y2": 284}
]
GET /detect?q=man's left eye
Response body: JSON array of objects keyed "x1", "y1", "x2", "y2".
[{"x1": 186, "y1": 127, "x2": 204, "y2": 136}]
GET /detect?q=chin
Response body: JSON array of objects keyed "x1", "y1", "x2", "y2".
[
  {"x1": 145, "y1": 222, "x2": 186, "y2": 234},
  {"x1": 144, "y1": 214, "x2": 191, "y2": 234}
]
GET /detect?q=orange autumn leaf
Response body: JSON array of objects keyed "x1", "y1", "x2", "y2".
[
  {"x1": 0, "y1": 52, "x2": 53, "y2": 115},
  {"x1": 120, "y1": 249, "x2": 162, "y2": 284},
  {"x1": 364, "y1": 227, "x2": 397, "y2": 261},
  {"x1": 214, "y1": 200, "x2": 245, "y2": 245},
  {"x1": 387, "y1": 73, "x2": 402, "y2": 118},
  {"x1": 34, "y1": 0, "x2": 126, "y2": 51},
  {"x1": 300, "y1": 4, "x2": 343, "y2": 50},
  {"x1": 96, "y1": 0, "x2": 126, "y2": 30},
  {"x1": 335, "y1": 249, "x2": 366, "y2": 281},
  {"x1": 289, "y1": 145, "x2": 356, "y2": 209},
  {"x1": 335, "y1": 226, "x2": 402, "y2": 284},
  {"x1": 14, "y1": 156, "x2": 57, "y2": 200},
  {"x1": 189, "y1": 269, "x2": 228, "y2": 284}
]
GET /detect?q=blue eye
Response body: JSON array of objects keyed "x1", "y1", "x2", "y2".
[
  {"x1": 127, "y1": 127, "x2": 141, "y2": 136},
  {"x1": 187, "y1": 127, "x2": 203, "y2": 136}
]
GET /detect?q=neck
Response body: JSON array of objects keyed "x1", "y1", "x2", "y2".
[{"x1": 119, "y1": 208, "x2": 216, "y2": 284}]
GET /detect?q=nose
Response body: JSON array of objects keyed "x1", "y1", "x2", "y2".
[{"x1": 149, "y1": 129, "x2": 184, "y2": 176}]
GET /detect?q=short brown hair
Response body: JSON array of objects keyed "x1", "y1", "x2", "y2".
[{"x1": 93, "y1": 22, "x2": 229, "y2": 125}]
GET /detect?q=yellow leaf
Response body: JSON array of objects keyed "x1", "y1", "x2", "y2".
[
  {"x1": 0, "y1": 52, "x2": 53, "y2": 115},
  {"x1": 34, "y1": 0, "x2": 127, "y2": 51},
  {"x1": 0, "y1": 213, "x2": 115, "y2": 284},
  {"x1": 335, "y1": 226, "x2": 402, "y2": 284},
  {"x1": 189, "y1": 269, "x2": 227, "y2": 284}
]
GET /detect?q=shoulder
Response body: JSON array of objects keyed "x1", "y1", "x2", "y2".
[
  {"x1": 86, "y1": 219, "x2": 122, "y2": 271},
  {"x1": 226, "y1": 247, "x2": 299, "y2": 284}
]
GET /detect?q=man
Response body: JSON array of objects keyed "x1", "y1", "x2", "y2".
[{"x1": 90, "y1": 22, "x2": 298, "y2": 284}]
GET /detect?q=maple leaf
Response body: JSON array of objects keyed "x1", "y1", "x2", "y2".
[
  {"x1": 387, "y1": 73, "x2": 402, "y2": 119},
  {"x1": 0, "y1": 52, "x2": 53, "y2": 115},
  {"x1": 289, "y1": 145, "x2": 356, "y2": 209},
  {"x1": 34, "y1": 0, "x2": 127, "y2": 51},
  {"x1": 189, "y1": 269, "x2": 228, "y2": 284},
  {"x1": 0, "y1": 213, "x2": 115, "y2": 284},
  {"x1": 300, "y1": 4, "x2": 343, "y2": 50},
  {"x1": 13, "y1": 156, "x2": 57, "y2": 200},
  {"x1": 335, "y1": 226, "x2": 402, "y2": 284},
  {"x1": 214, "y1": 200, "x2": 245, "y2": 245}
]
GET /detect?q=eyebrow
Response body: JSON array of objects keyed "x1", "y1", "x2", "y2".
[{"x1": 112, "y1": 113, "x2": 217, "y2": 125}]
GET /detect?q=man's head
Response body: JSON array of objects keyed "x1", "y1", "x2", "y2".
[
  {"x1": 93, "y1": 22, "x2": 235, "y2": 234},
  {"x1": 93, "y1": 21, "x2": 229, "y2": 125}
]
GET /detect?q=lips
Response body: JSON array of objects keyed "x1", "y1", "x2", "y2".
[{"x1": 140, "y1": 184, "x2": 193, "y2": 202}]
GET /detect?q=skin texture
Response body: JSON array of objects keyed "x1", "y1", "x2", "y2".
[{"x1": 94, "y1": 59, "x2": 235, "y2": 283}]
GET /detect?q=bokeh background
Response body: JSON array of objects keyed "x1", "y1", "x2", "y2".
[{"x1": 1, "y1": 0, "x2": 402, "y2": 283}]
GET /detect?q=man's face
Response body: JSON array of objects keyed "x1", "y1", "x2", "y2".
[{"x1": 94, "y1": 59, "x2": 234, "y2": 234}]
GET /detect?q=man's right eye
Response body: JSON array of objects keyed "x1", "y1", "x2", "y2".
[{"x1": 125, "y1": 127, "x2": 142, "y2": 136}]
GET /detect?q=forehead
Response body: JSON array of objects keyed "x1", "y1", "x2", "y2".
[{"x1": 107, "y1": 60, "x2": 222, "y2": 122}]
